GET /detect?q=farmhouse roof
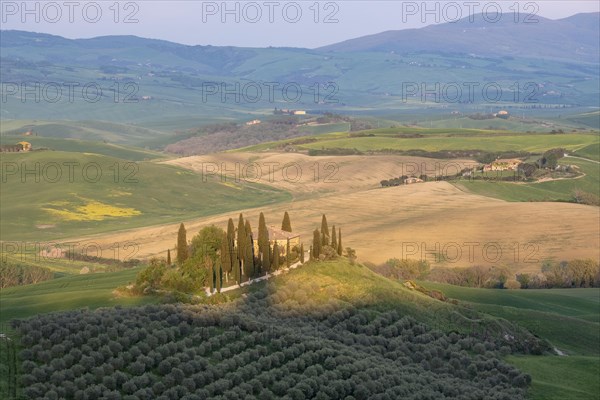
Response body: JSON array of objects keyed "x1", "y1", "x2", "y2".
[{"x1": 268, "y1": 226, "x2": 299, "y2": 241}]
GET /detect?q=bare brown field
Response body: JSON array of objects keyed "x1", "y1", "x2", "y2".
[
  {"x1": 61, "y1": 174, "x2": 599, "y2": 273},
  {"x1": 163, "y1": 153, "x2": 478, "y2": 199}
]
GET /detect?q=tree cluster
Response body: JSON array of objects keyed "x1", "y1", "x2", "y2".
[
  {"x1": 519, "y1": 259, "x2": 600, "y2": 289},
  {"x1": 311, "y1": 215, "x2": 343, "y2": 261},
  {"x1": 138, "y1": 213, "x2": 301, "y2": 296},
  {"x1": 0, "y1": 262, "x2": 54, "y2": 288},
  {"x1": 425, "y1": 259, "x2": 600, "y2": 289}
]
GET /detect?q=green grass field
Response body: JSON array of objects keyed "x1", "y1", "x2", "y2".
[
  {"x1": 299, "y1": 132, "x2": 598, "y2": 153},
  {"x1": 0, "y1": 151, "x2": 290, "y2": 241},
  {"x1": 0, "y1": 119, "x2": 170, "y2": 147},
  {"x1": 508, "y1": 356, "x2": 600, "y2": 400},
  {"x1": 573, "y1": 142, "x2": 600, "y2": 161},
  {"x1": 419, "y1": 115, "x2": 585, "y2": 132},
  {"x1": 419, "y1": 281, "x2": 600, "y2": 400},
  {"x1": 565, "y1": 111, "x2": 600, "y2": 130},
  {"x1": 1, "y1": 136, "x2": 166, "y2": 161},
  {"x1": 1, "y1": 253, "x2": 107, "y2": 277},
  {"x1": 238, "y1": 125, "x2": 599, "y2": 154},
  {"x1": 0, "y1": 268, "x2": 155, "y2": 326},
  {"x1": 420, "y1": 281, "x2": 600, "y2": 355}
]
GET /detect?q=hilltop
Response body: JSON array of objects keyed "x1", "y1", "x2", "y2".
[{"x1": 319, "y1": 13, "x2": 600, "y2": 63}]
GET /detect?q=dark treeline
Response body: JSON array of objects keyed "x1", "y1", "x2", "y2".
[
  {"x1": 372, "y1": 258, "x2": 600, "y2": 289},
  {"x1": 64, "y1": 251, "x2": 140, "y2": 269}
]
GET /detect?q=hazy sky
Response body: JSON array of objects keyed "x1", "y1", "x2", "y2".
[{"x1": 1, "y1": 1, "x2": 598, "y2": 48}]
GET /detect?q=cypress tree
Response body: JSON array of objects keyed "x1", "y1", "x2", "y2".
[
  {"x1": 227, "y1": 218, "x2": 235, "y2": 243},
  {"x1": 331, "y1": 225, "x2": 337, "y2": 252},
  {"x1": 237, "y1": 214, "x2": 246, "y2": 275},
  {"x1": 313, "y1": 229, "x2": 321, "y2": 259},
  {"x1": 245, "y1": 220, "x2": 255, "y2": 277},
  {"x1": 216, "y1": 254, "x2": 222, "y2": 293},
  {"x1": 225, "y1": 218, "x2": 236, "y2": 281},
  {"x1": 281, "y1": 211, "x2": 292, "y2": 232},
  {"x1": 166, "y1": 249, "x2": 172, "y2": 266},
  {"x1": 227, "y1": 218, "x2": 235, "y2": 266},
  {"x1": 263, "y1": 241, "x2": 271, "y2": 273},
  {"x1": 207, "y1": 256, "x2": 214, "y2": 293},
  {"x1": 309, "y1": 245, "x2": 313, "y2": 261},
  {"x1": 272, "y1": 241, "x2": 280, "y2": 269},
  {"x1": 321, "y1": 215, "x2": 329, "y2": 245},
  {"x1": 286, "y1": 240, "x2": 291, "y2": 268},
  {"x1": 300, "y1": 243, "x2": 305, "y2": 263},
  {"x1": 258, "y1": 212, "x2": 271, "y2": 273},
  {"x1": 337, "y1": 227, "x2": 342, "y2": 256},
  {"x1": 233, "y1": 243, "x2": 240, "y2": 285},
  {"x1": 177, "y1": 223, "x2": 188, "y2": 265},
  {"x1": 220, "y1": 232, "x2": 231, "y2": 282},
  {"x1": 243, "y1": 232, "x2": 254, "y2": 279}
]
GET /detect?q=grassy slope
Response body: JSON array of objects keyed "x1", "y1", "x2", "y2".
[
  {"x1": 0, "y1": 268, "x2": 155, "y2": 326},
  {"x1": 238, "y1": 125, "x2": 599, "y2": 153},
  {"x1": 2, "y1": 259, "x2": 598, "y2": 400},
  {"x1": 0, "y1": 151, "x2": 290, "y2": 241},
  {"x1": 0, "y1": 120, "x2": 170, "y2": 147},
  {"x1": 1, "y1": 258, "x2": 528, "y2": 339},
  {"x1": 572, "y1": 142, "x2": 600, "y2": 161},
  {"x1": 508, "y1": 355, "x2": 600, "y2": 400},
  {"x1": 1, "y1": 253, "x2": 108, "y2": 277},
  {"x1": 421, "y1": 115, "x2": 585, "y2": 132},
  {"x1": 419, "y1": 281, "x2": 600, "y2": 400},
  {"x1": 419, "y1": 282, "x2": 600, "y2": 355},
  {"x1": 299, "y1": 133, "x2": 598, "y2": 153},
  {"x1": 1, "y1": 136, "x2": 166, "y2": 161},
  {"x1": 565, "y1": 111, "x2": 600, "y2": 130}
]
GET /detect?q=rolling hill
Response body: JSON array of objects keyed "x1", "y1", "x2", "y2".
[
  {"x1": 0, "y1": 151, "x2": 290, "y2": 241},
  {"x1": 1, "y1": 13, "x2": 598, "y2": 124}
]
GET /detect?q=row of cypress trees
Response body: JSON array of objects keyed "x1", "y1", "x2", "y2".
[
  {"x1": 174, "y1": 212, "x2": 300, "y2": 293},
  {"x1": 311, "y1": 214, "x2": 342, "y2": 260}
]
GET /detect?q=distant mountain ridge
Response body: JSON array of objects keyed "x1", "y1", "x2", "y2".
[
  {"x1": 0, "y1": 13, "x2": 598, "y2": 122},
  {"x1": 318, "y1": 12, "x2": 600, "y2": 63},
  {"x1": 2, "y1": 12, "x2": 598, "y2": 63}
]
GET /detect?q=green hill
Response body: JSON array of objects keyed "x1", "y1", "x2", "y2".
[
  {"x1": 0, "y1": 120, "x2": 170, "y2": 147},
  {"x1": 0, "y1": 268, "x2": 153, "y2": 325},
  {"x1": 3, "y1": 258, "x2": 597, "y2": 399},
  {"x1": 419, "y1": 281, "x2": 600, "y2": 400},
  {"x1": 0, "y1": 136, "x2": 166, "y2": 161},
  {"x1": 0, "y1": 151, "x2": 290, "y2": 241},
  {"x1": 1, "y1": 23, "x2": 598, "y2": 123}
]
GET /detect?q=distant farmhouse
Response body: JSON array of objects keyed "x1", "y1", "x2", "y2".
[
  {"x1": 18, "y1": 141, "x2": 32, "y2": 151},
  {"x1": 246, "y1": 119, "x2": 261, "y2": 126},
  {"x1": 253, "y1": 226, "x2": 300, "y2": 257},
  {"x1": 483, "y1": 158, "x2": 522, "y2": 172},
  {"x1": 404, "y1": 177, "x2": 424, "y2": 185},
  {"x1": 0, "y1": 141, "x2": 32, "y2": 153},
  {"x1": 494, "y1": 110, "x2": 510, "y2": 119},
  {"x1": 274, "y1": 108, "x2": 307, "y2": 116}
]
